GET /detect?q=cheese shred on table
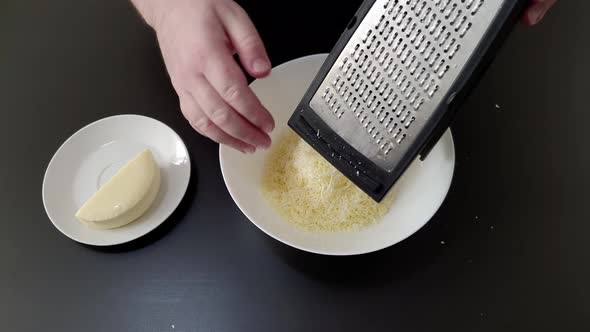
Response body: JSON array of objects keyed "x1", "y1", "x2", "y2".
[{"x1": 262, "y1": 131, "x2": 395, "y2": 232}]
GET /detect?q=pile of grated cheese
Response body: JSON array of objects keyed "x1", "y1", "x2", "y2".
[{"x1": 261, "y1": 130, "x2": 395, "y2": 232}]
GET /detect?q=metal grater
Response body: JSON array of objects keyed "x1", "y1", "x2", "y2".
[{"x1": 288, "y1": 0, "x2": 527, "y2": 202}]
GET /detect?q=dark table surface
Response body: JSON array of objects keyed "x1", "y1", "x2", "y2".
[{"x1": 1, "y1": 1, "x2": 589, "y2": 331}]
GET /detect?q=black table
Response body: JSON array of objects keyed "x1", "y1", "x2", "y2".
[{"x1": 2, "y1": 1, "x2": 589, "y2": 331}]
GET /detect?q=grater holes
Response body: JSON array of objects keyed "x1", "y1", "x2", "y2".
[
  {"x1": 434, "y1": 25, "x2": 447, "y2": 41},
  {"x1": 397, "y1": 134, "x2": 407, "y2": 144},
  {"x1": 415, "y1": 66, "x2": 426, "y2": 81},
  {"x1": 443, "y1": 37, "x2": 457, "y2": 53},
  {"x1": 339, "y1": 85, "x2": 349, "y2": 97},
  {"x1": 362, "y1": 60, "x2": 374, "y2": 73},
  {"x1": 405, "y1": 116, "x2": 416, "y2": 128},
  {"x1": 396, "y1": 11, "x2": 409, "y2": 25},
  {"x1": 362, "y1": 29, "x2": 373, "y2": 44},
  {"x1": 332, "y1": 75, "x2": 341, "y2": 87},
  {"x1": 379, "y1": 52, "x2": 392, "y2": 67},
  {"x1": 358, "y1": 53, "x2": 369, "y2": 67},
  {"x1": 400, "y1": 109, "x2": 412, "y2": 122},
  {"x1": 353, "y1": 47, "x2": 365, "y2": 62},
  {"x1": 375, "y1": 46, "x2": 386, "y2": 59},
  {"x1": 339, "y1": 57, "x2": 348, "y2": 70},
  {"x1": 370, "y1": 70, "x2": 381, "y2": 84},
  {"x1": 428, "y1": 84, "x2": 439, "y2": 97},
  {"x1": 377, "y1": 17, "x2": 390, "y2": 35},
  {"x1": 439, "y1": 31, "x2": 452, "y2": 46},
  {"x1": 428, "y1": 18, "x2": 442, "y2": 34},
  {"x1": 448, "y1": 44, "x2": 460, "y2": 59},
  {"x1": 420, "y1": 7, "x2": 433, "y2": 24},
  {"x1": 424, "y1": 78, "x2": 436, "y2": 91},
  {"x1": 396, "y1": 43, "x2": 408, "y2": 57},
  {"x1": 405, "y1": 86, "x2": 416, "y2": 99},
  {"x1": 443, "y1": 3, "x2": 458, "y2": 19},
  {"x1": 409, "y1": 89, "x2": 420, "y2": 104},
  {"x1": 385, "y1": 90, "x2": 397, "y2": 104},
  {"x1": 471, "y1": 0, "x2": 484, "y2": 15},
  {"x1": 414, "y1": 34, "x2": 426, "y2": 49},
  {"x1": 386, "y1": 118, "x2": 397, "y2": 130},
  {"x1": 433, "y1": 57, "x2": 445, "y2": 72},
  {"x1": 405, "y1": 22, "x2": 418, "y2": 37},
  {"x1": 401, "y1": 16, "x2": 413, "y2": 33},
  {"x1": 419, "y1": 40, "x2": 432, "y2": 54},
  {"x1": 459, "y1": 22, "x2": 472, "y2": 37},
  {"x1": 438, "y1": 65, "x2": 450, "y2": 78},
  {"x1": 454, "y1": 15, "x2": 468, "y2": 32},
  {"x1": 370, "y1": 40, "x2": 382, "y2": 54},
  {"x1": 419, "y1": 72, "x2": 431, "y2": 87},
  {"x1": 367, "y1": 65, "x2": 377, "y2": 80},
  {"x1": 396, "y1": 104, "x2": 407, "y2": 117},
  {"x1": 409, "y1": 27, "x2": 421, "y2": 43},
  {"x1": 414, "y1": 98, "x2": 425, "y2": 109},
  {"x1": 428, "y1": 52, "x2": 441, "y2": 67},
  {"x1": 343, "y1": 62, "x2": 353, "y2": 74},
  {"x1": 439, "y1": 0, "x2": 451, "y2": 12},
  {"x1": 449, "y1": 9, "x2": 462, "y2": 25},
  {"x1": 400, "y1": 48, "x2": 412, "y2": 64},
  {"x1": 354, "y1": 78, "x2": 364, "y2": 92},
  {"x1": 350, "y1": 44, "x2": 360, "y2": 56},
  {"x1": 352, "y1": 101, "x2": 361, "y2": 114},
  {"x1": 371, "y1": 100, "x2": 382, "y2": 114}
]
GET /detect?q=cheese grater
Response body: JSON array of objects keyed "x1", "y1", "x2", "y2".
[{"x1": 288, "y1": 0, "x2": 527, "y2": 202}]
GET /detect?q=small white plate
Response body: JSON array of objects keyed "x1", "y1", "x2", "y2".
[
  {"x1": 42, "y1": 114, "x2": 191, "y2": 246},
  {"x1": 220, "y1": 54, "x2": 455, "y2": 256}
]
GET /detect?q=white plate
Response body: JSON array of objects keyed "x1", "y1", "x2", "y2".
[
  {"x1": 220, "y1": 54, "x2": 455, "y2": 256},
  {"x1": 42, "y1": 114, "x2": 191, "y2": 246}
]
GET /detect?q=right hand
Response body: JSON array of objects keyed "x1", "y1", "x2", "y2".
[{"x1": 142, "y1": 0, "x2": 274, "y2": 153}]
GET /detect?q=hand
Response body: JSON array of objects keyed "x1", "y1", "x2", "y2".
[
  {"x1": 523, "y1": 0, "x2": 556, "y2": 26},
  {"x1": 134, "y1": 0, "x2": 274, "y2": 153}
]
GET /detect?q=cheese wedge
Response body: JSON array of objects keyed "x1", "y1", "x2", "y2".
[{"x1": 75, "y1": 149, "x2": 161, "y2": 229}]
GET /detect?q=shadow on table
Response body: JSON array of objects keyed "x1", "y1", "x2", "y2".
[
  {"x1": 266, "y1": 203, "x2": 455, "y2": 287},
  {"x1": 83, "y1": 160, "x2": 199, "y2": 253}
]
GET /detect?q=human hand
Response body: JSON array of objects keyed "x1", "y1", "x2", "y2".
[
  {"x1": 523, "y1": 0, "x2": 556, "y2": 26},
  {"x1": 133, "y1": 0, "x2": 274, "y2": 153}
]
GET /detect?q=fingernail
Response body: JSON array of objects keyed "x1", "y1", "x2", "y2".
[
  {"x1": 263, "y1": 121, "x2": 274, "y2": 134},
  {"x1": 252, "y1": 59, "x2": 270, "y2": 73},
  {"x1": 244, "y1": 146, "x2": 256, "y2": 154},
  {"x1": 259, "y1": 137, "x2": 272, "y2": 150},
  {"x1": 528, "y1": 4, "x2": 546, "y2": 25}
]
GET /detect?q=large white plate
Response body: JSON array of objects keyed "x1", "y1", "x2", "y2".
[
  {"x1": 220, "y1": 54, "x2": 455, "y2": 255},
  {"x1": 42, "y1": 114, "x2": 191, "y2": 246}
]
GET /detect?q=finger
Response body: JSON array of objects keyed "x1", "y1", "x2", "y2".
[
  {"x1": 179, "y1": 91, "x2": 256, "y2": 153},
  {"x1": 216, "y1": 1, "x2": 271, "y2": 78},
  {"x1": 191, "y1": 75, "x2": 271, "y2": 149},
  {"x1": 203, "y1": 51, "x2": 275, "y2": 133},
  {"x1": 524, "y1": 0, "x2": 556, "y2": 26}
]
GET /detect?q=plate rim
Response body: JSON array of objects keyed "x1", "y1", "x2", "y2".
[
  {"x1": 42, "y1": 113, "x2": 191, "y2": 246},
  {"x1": 219, "y1": 54, "x2": 456, "y2": 256}
]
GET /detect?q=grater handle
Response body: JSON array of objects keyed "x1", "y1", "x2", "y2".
[{"x1": 419, "y1": 0, "x2": 530, "y2": 161}]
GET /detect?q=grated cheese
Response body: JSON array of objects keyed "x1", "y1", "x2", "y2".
[{"x1": 261, "y1": 130, "x2": 395, "y2": 232}]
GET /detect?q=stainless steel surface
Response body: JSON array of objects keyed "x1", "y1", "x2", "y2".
[{"x1": 310, "y1": 0, "x2": 504, "y2": 171}]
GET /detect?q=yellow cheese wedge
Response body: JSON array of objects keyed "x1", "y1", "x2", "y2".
[{"x1": 75, "y1": 149, "x2": 161, "y2": 229}]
